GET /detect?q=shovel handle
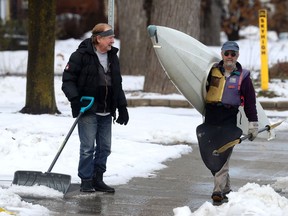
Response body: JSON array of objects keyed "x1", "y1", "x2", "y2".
[
  {"x1": 212, "y1": 126, "x2": 269, "y2": 156},
  {"x1": 47, "y1": 96, "x2": 94, "y2": 173},
  {"x1": 240, "y1": 125, "x2": 270, "y2": 143}
]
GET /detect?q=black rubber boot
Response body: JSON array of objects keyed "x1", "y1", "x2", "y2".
[
  {"x1": 211, "y1": 191, "x2": 223, "y2": 205},
  {"x1": 80, "y1": 179, "x2": 96, "y2": 192},
  {"x1": 93, "y1": 172, "x2": 115, "y2": 193},
  {"x1": 223, "y1": 190, "x2": 232, "y2": 203}
]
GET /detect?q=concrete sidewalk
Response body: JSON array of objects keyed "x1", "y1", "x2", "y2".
[{"x1": 21, "y1": 129, "x2": 288, "y2": 216}]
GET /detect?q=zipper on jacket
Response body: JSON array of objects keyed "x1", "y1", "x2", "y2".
[{"x1": 104, "y1": 73, "x2": 108, "y2": 113}]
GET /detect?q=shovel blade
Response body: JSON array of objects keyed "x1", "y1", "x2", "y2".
[{"x1": 12, "y1": 170, "x2": 71, "y2": 194}]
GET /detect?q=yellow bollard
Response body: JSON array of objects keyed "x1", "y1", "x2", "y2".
[{"x1": 259, "y1": 9, "x2": 269, "y2": 91}]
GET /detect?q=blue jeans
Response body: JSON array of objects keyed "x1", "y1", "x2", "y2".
[{"x1": 77, "y1": 113, "x2": 112, "y2": 180}]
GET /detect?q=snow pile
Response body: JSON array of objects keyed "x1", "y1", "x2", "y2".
[{"x1": 174, "y1": 183, "x2": 288, "y2": 216}]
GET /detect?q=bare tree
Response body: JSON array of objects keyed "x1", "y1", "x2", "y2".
[
  {"x1": 221, "y1": 0, "x2": 262, "y2": 41},
  {"x1": 117, "y1": 0, "x2": 148, "y2": 76},
  {"x1": 20, "y1": 0, "x2": 59, "y2": 114},
  {"x1": 118, "y1": 0, "x2": 201, "y2": 94},
  {"x1": 269, "y1": 0, "x2": 288, "y2": 35}
]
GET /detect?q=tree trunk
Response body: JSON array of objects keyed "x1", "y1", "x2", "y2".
[
  {"x1": 117, "y1": 0, "x2": 148, "y2": 76},
  {"x1": 200, "y1": 0, "x2": 222, "y2": 46},
  {"x1": 21, "y1": 0, "x2": 59, "y2": 114},
  {"x1": 118, "y1": 0, "x2": 201, "y2": 94}
]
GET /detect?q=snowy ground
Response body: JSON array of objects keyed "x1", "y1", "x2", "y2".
[{"x1": 1, "y1": 26, "x2": 288, "y2": 215}]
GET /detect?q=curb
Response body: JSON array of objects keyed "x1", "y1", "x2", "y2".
[{"x1": 127, "y1": 98, "x2": 288, "y2": 110}]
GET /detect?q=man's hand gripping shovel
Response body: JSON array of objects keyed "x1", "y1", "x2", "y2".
[{"x1": 212, "y1": 119, "x2": 286, "y2": 156}]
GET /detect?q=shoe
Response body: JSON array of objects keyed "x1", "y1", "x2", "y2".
[
  {"x1": 92, "y1": 172, "x2": 115, "y2": 193},
  {"x1": 93, "y1": 180, "x2": 115, "y2": 193},
  {"x1": 211, "y1": 191, "x2": 223, "y2": 204},
  {"x1": 223, "y1": 190, "x2": 232, "y2": 203},
  {"x1": 80, "y1": 179, "x2": 96, "y2": 192}
]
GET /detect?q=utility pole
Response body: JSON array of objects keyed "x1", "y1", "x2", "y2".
[{"x1": 108, "y1": 0, "x2": 114, "y2": 30}]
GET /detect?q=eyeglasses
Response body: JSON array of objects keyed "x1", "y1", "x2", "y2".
[{"x1": 224, "y1": 51, "x2": 237, "y2": 57}]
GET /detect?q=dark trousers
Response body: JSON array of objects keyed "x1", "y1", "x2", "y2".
[
  {"x1": 204, "y1": 103, "x2": 239, "y2": 194},
  {"x1": 204, "y1": 104, "x2": 239, "y2": 126}
]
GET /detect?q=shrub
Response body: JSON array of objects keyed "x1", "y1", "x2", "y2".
[{"x1": 269, "y1": 61, "x2": 288, "y2": 79}]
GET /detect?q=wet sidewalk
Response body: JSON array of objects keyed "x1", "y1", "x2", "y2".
[{"x1": 20, "y1": 129, "x2": 288, "y2": 216}]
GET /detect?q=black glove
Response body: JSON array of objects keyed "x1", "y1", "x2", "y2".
[
  {"x1": 116, "y1": 106, "x2": 129, "y2": 125},
  {"x1": 70, "y1": 97, "x2": 81, "y2": 118}
]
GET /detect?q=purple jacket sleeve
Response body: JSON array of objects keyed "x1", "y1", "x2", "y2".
[{"x1": 240, "y1": 76, "x2": 258, "y2": 122}]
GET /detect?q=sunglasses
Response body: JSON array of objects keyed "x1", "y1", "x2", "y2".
[{"x1": 224, "y1": 51, "x2": 237, "y2": 57}]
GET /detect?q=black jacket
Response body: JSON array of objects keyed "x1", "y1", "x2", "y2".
[{"x1": 62, "y1": 38, "x2": 127, "y2": 117}]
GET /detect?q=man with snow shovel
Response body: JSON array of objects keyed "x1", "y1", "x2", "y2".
[
  {"x1": 196, "y1": 41, "x2": 258, "y2": 204},
  {"x1": 62, "y1": 23, "x2": 129, "y2": 193}
]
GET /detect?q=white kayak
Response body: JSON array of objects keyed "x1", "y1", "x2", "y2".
[{"x1": 147, "y1": 25, "x2": 274, "y2": 139}]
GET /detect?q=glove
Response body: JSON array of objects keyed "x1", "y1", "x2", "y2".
[
  {"x1": 70, "y1": 97, "x2": 81, "y2": 118},
  {"x1": 248, "y1": 121, "x2": 258, "y2": 141},
  {"x1": 116, "y1": 106, "x2": 129, "y2": 125}
]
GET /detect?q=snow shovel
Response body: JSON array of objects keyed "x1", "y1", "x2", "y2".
[{"x1": 12, "y1": 96, "x2": 94, "y2": 194}]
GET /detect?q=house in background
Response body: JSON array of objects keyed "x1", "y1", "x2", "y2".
[
  {"x1": 56, "y1": 0, "x2": 108, "y2": 39},
  {"x1": 0, "y1": 0, "x2": 28, "y2": 50},
  {"x1": 0, "y1": 0, "x2": 28, "y2": 22},
  {"x1": 0, "y1": 0, "x2": 118, "y2": 50},
  {"x1": 0, "y1": 0, "x2": 10, "y2": 23},
  {"x1": 1, "y1": 0, "x2": 113, "y2": 38}
]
